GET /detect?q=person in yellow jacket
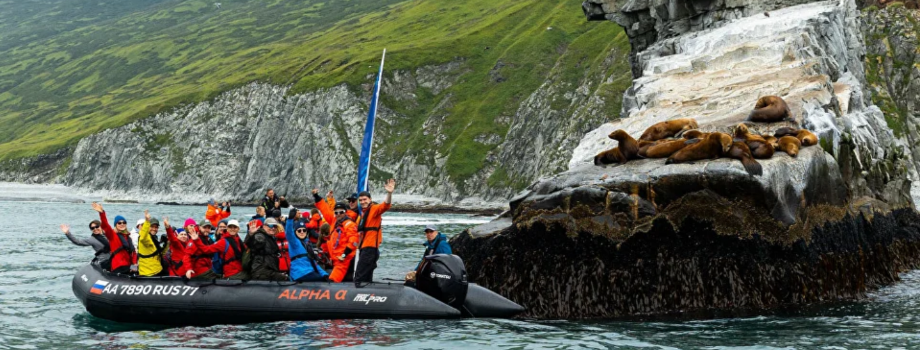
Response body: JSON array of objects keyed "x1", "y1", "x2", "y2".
[{"x1": 137, "y1": 210, "x2": 166, "y2": 276}]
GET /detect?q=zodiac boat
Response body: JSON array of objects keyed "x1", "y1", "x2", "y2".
[{"x1": 72, "y1": 255, "x2": 523, "y2": 325}]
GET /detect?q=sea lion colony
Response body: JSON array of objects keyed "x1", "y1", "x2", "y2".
[{"x1": 594, "y1": 96, "x2": 818, "y2": 176}]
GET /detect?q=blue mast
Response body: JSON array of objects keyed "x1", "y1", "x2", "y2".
[{"x1": 356, "y1": 49, "x2": 386, "y2": 193}]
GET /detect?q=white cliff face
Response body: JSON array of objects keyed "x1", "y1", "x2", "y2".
[
  {"x1": 61, "y1": 53, "x2": 625, "y2": 206},
  {"x1": 571, "y1": 0, "x2": 914, "y2": 208}
]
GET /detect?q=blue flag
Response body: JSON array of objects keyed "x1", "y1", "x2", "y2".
[{"x1": 356, "y1": 49, "x2": 386, "y2": 193}]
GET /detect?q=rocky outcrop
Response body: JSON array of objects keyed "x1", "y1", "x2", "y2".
[
  {"x1": 0, "y1": 147, "x2": 70, "y2": 184},
  {"x1": 455, "y1": 0, "x2": 920, "y2": 319},
  {"x1": 582, "y1": 0, "x2": 826, "y2": 78},
  {"x1": 862, "y1": 4, "x2": 920, "y2": 211}
]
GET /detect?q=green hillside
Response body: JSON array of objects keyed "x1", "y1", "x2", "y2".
[{"x1": 0, "y1": 0, "x2": 631, "y2": 181}]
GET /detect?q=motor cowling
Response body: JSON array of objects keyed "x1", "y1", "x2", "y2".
[{"x1": 416, "y1": 254, "x2": 468, "y2": 309}]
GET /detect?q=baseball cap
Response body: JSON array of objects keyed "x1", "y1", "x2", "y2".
[
  {"x1": 264, "y1": 218, "x2": 280, "y2": 227},
  {"x1": 136, "y1": 219, "x2": 145, "y2": 227},
  {"x1": 227, "y1": 219, "x2": 240, "y2": 227},
  {"x1": 424, "y1": 225, "x2": 437, "y2": 232}
]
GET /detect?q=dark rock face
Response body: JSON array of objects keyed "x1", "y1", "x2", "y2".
[{"x1": 453, "y1": 209, "x2": 920, "y2": 319}]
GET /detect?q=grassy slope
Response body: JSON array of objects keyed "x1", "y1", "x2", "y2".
[{"x1": 0, "y1": 0, "x2": 630, "y2": 184}]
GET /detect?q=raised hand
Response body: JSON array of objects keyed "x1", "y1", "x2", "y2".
[
  {"x1": 91, "y1": 202, "x2": 104, "y2": 213},
  {"x1": 60, "y1": 224, "x2": 70, "y2": 234},
  {"x1": 326, "y1": 190, "x2": 334, "y2": 199},
  {"x1": 311, "y1": 188, "x2": 319, "y2": 195},
  {"x1": 384, "y1": 178, "x2": 396, "y2": 193},
  {"x1": 163, "y1": 216, "x2": 170, "y2": 228},
  {"x1": 248, "y1": 220, "x2": 259, "y2": 232},
  {"x1": 144, "y1": 209, "x2": 151, "y2": 222},
  {"x1": 189, "y1": 229, "x2": 199, "y2": 240}
]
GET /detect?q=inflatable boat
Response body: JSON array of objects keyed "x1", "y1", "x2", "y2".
[{"x1": 72, "y1": 255, "x2": 523, "y2": 325}]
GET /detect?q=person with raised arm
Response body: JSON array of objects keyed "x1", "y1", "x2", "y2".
[
  {"x1": 136, "y1": 210, "x2": 166, "y2": 276},
  {"x1": 91, "y1": 202, "x2": 137, "y2": 274},
  {"x1": 190, "y1": 220, "x2": 248, "y2": 279},
  {"x1": 284, "y1": 208, "x2": 329, "y2": 281},
  {"x1": 353, "y1": 179, "x2": 396, "y2": 283},
  {"x1": 61, "y1": 222, "x2": 110, "y2": 267},
  {"x1": 313, "y1": 188, "x2": 358, "y2": 283}
]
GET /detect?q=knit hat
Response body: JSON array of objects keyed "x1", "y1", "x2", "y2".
[
  {"x1": 219, "y1": 219, "x2": 229, "y2": 227},
  {"x1": 114, "y1": 215, "x2": 127, "y2": 225},
  {"x1": 184, "y1": 218, "x2": 197, "y2": 228},
  {"x1": 293, "y1": 220, "x2": 307, "y2": 231}
]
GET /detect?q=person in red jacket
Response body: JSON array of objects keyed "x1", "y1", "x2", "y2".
[
  {"x1": 160, "y1": 216, "x2": 193, "y2": 278},
  {"x1": 314, "y1": 189, "x2": 358, "y2": 283},
  {"x1": 191, "y1": 219, "x2": 247, "y2": 279},
  {"x1": 91, "y1": 202, "x2": 137, "y2": 274},
  {"x1": 174, "y1": 218, "x2": 220, "y2": 279}
]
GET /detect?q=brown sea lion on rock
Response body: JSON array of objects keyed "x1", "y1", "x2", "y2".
[
  {"x1": 608, "y1": 129, "x2": 641, "y2": 161},
  {"x1": 594, "y1": 147, "x2": 626, "y2": 165},
  {"x1": 774, "y1": 127, "x2": 818, "y2": 147},
  {"x1": 748, "y1": 95, "x2": 795, "y2": 123},
  {"x1": 645, "y1": 139, "x2": 694, "y2": 158},
  {"x1": 681, "y1": 130, "x2": 708, "y2": 140},
  {"x1": 639, "y1": 118, "x2": 699, "y2": 141},
  {"x1": 727, "y1": 142, "x2": 763, "y2": 176},
  {"x1": 666, "y1": 133, "x2": 732, "y2": 164},
  {"x1": 733, "y1": 123, "x2": 775, "y2": 159},
  {"x1": 764, "y1": 135, "x2": 779, "y2": 148},
  {"x1": 777, "y1": 136, "x2": 801, "y2": 157},
  {"x1": 638, "y1": 139, "x2": 666, "y2": 158}
]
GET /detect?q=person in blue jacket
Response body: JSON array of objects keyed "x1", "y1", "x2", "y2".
[
  {"x1": 405, "y1": 225, "x2": 452, "y2": 282},
  {"x1": 285, "y1": 209, "x2": 329, "y2": 281}
]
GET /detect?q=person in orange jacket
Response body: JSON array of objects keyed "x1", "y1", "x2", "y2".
[
  {"x1": 344, "y1": 193, "x2": 360, "y2": 221},
  {"x1": 353, "y1": 178, "x2": 395, "y2": 283},
  {"x1": 205, "y1": 199, "x2": 231, "y2": 227},
  {"x1": 313, "y1": 189, "x2": 359, "y2": 283}
]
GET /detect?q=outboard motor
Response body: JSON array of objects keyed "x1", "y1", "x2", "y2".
[{"x1": 416, "y1": 254, "x2": 468, "y2": 309}]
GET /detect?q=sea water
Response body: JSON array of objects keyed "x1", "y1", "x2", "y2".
[{"x1": 1, "y1": 183, "x2": 919, "y2": 349}]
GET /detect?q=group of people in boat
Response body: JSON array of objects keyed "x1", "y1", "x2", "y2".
[{"x1": 61, "y1": 178, "x2": 453, "y2": 284}]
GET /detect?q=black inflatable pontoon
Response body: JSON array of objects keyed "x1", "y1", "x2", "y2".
[{"x1": 72, "y1": 255, "x2": 523, "y2": 325}]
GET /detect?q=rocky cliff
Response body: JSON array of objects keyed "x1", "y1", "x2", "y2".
[
  {"x1": 59, "y1": 47, "x2": 628, "y2": 205},
  {"x1": 454, "y1": 0, "x2": 920, "y2": 319}
]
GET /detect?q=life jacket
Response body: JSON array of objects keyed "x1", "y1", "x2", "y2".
[
  {"x1": 289, "y1": 236, "x2": 328, "y2": 281},
  {"x1": 109, "y1": 231, "x2": 138, "y2": 272},
  {"x1": 356, "y1": 202, "x2": 390, "y2": 249},
  {"x1": 275, "y1": 233, "x2": 290, "y2": 273},
  {"x1": 91, "y1": 234, "x2": 112, "y2": 268}
]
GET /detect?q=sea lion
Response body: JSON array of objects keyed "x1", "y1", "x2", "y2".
[
  {"x1": 748, "y1": 95, "x2": 795, "y2": 123},
  {"x1": 777, "y1": 136, "x2": 801, "y2": 157},
  {"x1": 638, "y1": 139, "x2": 667, "y2": 158},
  {"x1": 773, "y1": 127, "x2": 798, "y2": 138},
  {"x1": 645, "y1": 139, "x2": 693, "y2": 158},
  {"x1": 639, "y1": 118, "x2": 700, "y2": 141},
  {"x1": 681, "y1": 129, "x2": 708, "y2": 140},
  {"x1": 733, "y1": 123, "x2": 775, "y2": 159},
  {"x1": 594, "y1": 147, "x2": 626, "y2": 165},
  {"x1": 666, "y1": 133, "x2": 731, "y2": 164},
  {"x1": 764, "y1": 135, "x2": 779, "y2": 149},
  {"x1": 774, "y1": 127, "x2": 818, "y2": 147},
  {"x1": 608, "y1": 129, "x2": 641, "y2": 161},
  {"x1": 797, "y1": 129, "x2": 818, "y2": 146},
  {"x1": 727, "y1": 141, "x2": 763, "y2": 176}
]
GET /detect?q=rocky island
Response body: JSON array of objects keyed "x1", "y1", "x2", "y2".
[{"x1": 453, "y1": 0, "x2": 920, "y2": 319}]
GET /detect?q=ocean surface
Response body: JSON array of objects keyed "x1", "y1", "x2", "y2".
[{"x1": 1, "y1": 183, "x2": 920, "y2": 349}]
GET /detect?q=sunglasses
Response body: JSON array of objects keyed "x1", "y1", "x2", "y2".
[
  {"x1": 334, "y1": 210, "x2": 346, "y2": 215},
  {"x1": 116, "y1": 221, "x2": 127, "y2": 225},
  {"x1": 89, "y1": 226, "x2": 100, "y2": 230},
  {"x1": 296, "y1": 228, "x2": 307, "y2": 233}
]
